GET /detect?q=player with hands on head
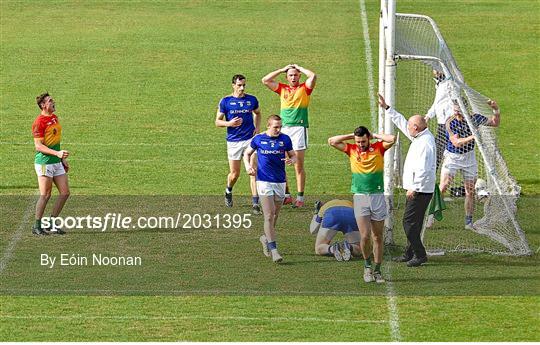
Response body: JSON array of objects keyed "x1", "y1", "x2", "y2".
[
  {"x1": 328, "y1": 126, "x2": 395, "y2": 283},
  {"x1": 262, "y1": 63, "x2": 317, "y2": 208}
]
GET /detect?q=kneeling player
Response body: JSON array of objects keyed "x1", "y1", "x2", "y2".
[{"x1": 310, "y1": 200, "x2": 361, "y2": 261}]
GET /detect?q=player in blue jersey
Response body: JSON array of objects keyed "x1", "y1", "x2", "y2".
[
  {"x1": 440, "y1": 99, "x2": 500, "y2": 229},
  {"x1": 243, "y1": 115, "x2": 296, "y2": 263},
  {"x1": 216, "y1": 74, "x2": 262, "y2": 214},
  {"x1": 309, "y1": 199, "x2": 362, "y2": 261}
]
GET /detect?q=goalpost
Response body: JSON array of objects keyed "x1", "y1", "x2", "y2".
[{"x1": 379, "y1": 0, "x2": 531, "y2": 256}]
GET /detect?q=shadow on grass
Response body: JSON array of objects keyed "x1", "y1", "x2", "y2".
[
  {"x1": 391, "y1": 274, "x2": 539, "y2": 284},
  {"x1": 427, "y1": 255, "x2": 538, "y2": 268}
]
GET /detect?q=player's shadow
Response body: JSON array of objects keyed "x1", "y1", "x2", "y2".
[
  {"x1": 427, "y1": 256, "x2": 538, "y2": 268},
  {"x1": 390, "y1": 274, "x2": 539, "y2": 284},
  {"x1": 281, "y1": 253, "x2": 363, "y2": 265}
]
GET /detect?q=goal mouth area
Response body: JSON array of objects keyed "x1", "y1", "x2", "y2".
[{"x1": 379, "y1": 10, "x2": 532, "y2": 256}]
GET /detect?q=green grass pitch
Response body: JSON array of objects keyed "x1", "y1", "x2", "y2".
[{"x1": 0, "y1": 0, "x2": 538, "y2": 341}]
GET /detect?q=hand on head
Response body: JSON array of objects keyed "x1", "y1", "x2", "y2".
[{"x1": 282, "y1": 64, "x2": 295, "y2": 72}]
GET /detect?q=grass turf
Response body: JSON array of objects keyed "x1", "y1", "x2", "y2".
[{"x1": 0, "y1": 0, "x2": 538, "y2": 341}]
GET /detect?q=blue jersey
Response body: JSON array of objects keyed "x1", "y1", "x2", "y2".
[
  {"x1": 250, "y1": 133, "x2": 293, "y2": 183},
  {"x1": 445, "y1": 114, "x2": 488, "y2": 154},
  {"x1": 219, "y1": 94, "x2": 259, "y2": 142}
]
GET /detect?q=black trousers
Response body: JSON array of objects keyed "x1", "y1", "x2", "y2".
[{"x1": 402, "y1": 192, "x2": 433, "y2": 258}]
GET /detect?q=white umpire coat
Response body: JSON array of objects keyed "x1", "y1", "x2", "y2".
[{"x1": 387, "y1": 107, "x2": 437, "y2": 193}]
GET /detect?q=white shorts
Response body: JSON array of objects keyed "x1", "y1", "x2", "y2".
[
  {"x1": 256, "y1": 181, "x2": 286, "y2": 199},
  {"x1": 441, "y1": 150, "x2": 477, "y2": 180},
  {"x1": 281, "y1": 126, "x2": 308, "y2": 151},
  {"x1": 35, "y1": 162, "x2": 66, "y2": 178},
  {"x1": 353, "y1": 193, "x2": 387, "y2": 221},
  {"x1": 227, "y1": 139, "x2": 251, "y2": 161},
  {"x1": 317, "y1": 227, "x2": 361, "y2": 244}
]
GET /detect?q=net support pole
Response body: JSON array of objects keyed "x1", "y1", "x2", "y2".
[
  {"x1": 382, "y1": 0, "x2": 397, "y2": 243},
  {"x1": 378, "y1": 0, "x2": 387, "y2": 134}
]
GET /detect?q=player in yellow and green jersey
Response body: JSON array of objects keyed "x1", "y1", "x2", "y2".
[
  {"x1": 329, "y1": 126, "x2": 395, "y2": 284},
  {"x1": 262, "y1": 64, "x2": 317, "y2": 208},
  {"x1": 31, "y1": 92, "x2": 70, "y2": 235}
]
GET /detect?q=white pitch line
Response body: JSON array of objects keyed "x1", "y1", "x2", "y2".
[
  {"x1": 0, "y1": 287, "x2": 369, "y2": 296},
  {"x1": 383, "y1": 264, "x2": 402, "y2": 341},
  {"x1": 0, "y1": 141, "x2": 330, "y2": 147},
  {"x1": 359, "y1": 0, "x2": 378, "y2": 132},
  {"x1": 359, "y1": 0, "x2": 402, "y2": 341},
  {"x1": 0, "y1": 195, "x2": 35, "y2": 274},
  {"x1": 0, "y1": 314, "x2": 386, "y2": 324},
  {"x1": 69, "y1": 158, "x2": 345, "y2": 164}
]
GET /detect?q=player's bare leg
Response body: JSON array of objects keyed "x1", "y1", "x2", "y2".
[
  {"x1": 225, "y1": 160, "x2": 241, "y2": 207},
  {"x1": 439, "y1": 171, "x2": 454, "y2": 197},
  {"x1": 260, "y1": 195, "x2": 283, "y2": 262},
  {"x1": 49, "y1": 174, "x2": 70, "y2": 234},
  {"x1": 356, "y1": 214, "x2": 375, "y2": 282},
  {"x1": 51, "y1": 174, "x2": 70, "y2": 217},
  {"x1": 292, "y1": 149, "x2": 306, "y2": 208},
  {"x1": 249, "y1": 153, "x2": 261, "y2": 214},
  {"x1": 260, "y1": 195, "x2": 276, "y2": 240},
  {"x1": 313, "y1": 228, "x2": 337, "y2": 259},
  {"x1": 33, "y1": 175, "x2": 53, "y2": 235},
  {"x1": 227, "y1": 160, "x2": 241, "y2": 188},
  {"x1": 272, "y1": 194, "x2": 283, "y2": 228},
  {"x1": 464, "y1": 178, "x2": 476, "y2": 229},
  {"x1": 371, "y1": 219, "x2": 385, "y2": 283},
  {"x1": 283, "y1": 178, "x2": 293, "y2": 205},
  {"x1": 350, "y1": 243, "x2": 362, "y2": 257},
  {"x1": 356, "y1": 215, "x2": 373, "y2": 262}
]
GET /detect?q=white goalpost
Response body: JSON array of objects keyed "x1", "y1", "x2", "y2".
[{"x1": 379, "y1": 0, "x2": 531, "y2": 256}]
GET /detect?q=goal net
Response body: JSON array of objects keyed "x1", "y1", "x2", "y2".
[{"x1": 384, "y1": 13, "x2": 531, "y2": 256}]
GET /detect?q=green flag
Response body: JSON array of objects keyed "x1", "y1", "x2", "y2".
[{"x1": 428, "y1": 184, "x2": 446, "y2": 221}]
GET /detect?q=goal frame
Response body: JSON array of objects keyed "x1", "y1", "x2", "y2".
[{"x1": 378, "y1": 0, "x2": 531, "y2": 255}]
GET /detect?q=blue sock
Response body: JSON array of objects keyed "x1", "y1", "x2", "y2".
[
  {"x1": 252, "y1": 196, "x2": 259, "y2": 205},
  {"x1": 226, "y1": 186, "x2": 233, "y2": 194},
  {"x1": 267, "y1": 241, "x2": 277, "y2": 251},
  {"x1": 465, "y1": 215, "x2": 473, "y2": 224}
]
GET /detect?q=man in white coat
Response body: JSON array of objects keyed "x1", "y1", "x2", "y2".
[{"x1": 378, "y1": 94, "x2": 437, "y2": 267}]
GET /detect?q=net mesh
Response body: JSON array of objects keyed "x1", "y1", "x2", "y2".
[{"x1": 388, "y1": 13, "x2": 530, "y2": 256}]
